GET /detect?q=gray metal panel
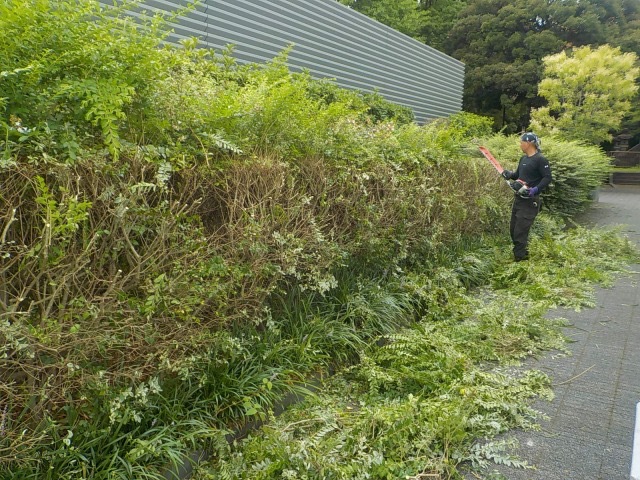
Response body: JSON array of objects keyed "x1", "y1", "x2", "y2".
[{"x1": 100, "y1": 0, "x2": 464, "y2": 123}]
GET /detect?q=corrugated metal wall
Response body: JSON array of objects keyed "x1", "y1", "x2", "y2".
[{"x1": 109, "y1": 0, "x2": 464, "y2": 123}]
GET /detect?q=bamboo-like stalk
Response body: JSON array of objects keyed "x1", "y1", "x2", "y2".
[{"x1": 0, "y1": 207, "x2": 17, "y2": 310}]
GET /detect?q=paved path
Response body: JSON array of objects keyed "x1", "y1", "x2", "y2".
[{"x1": 469, "y1": 185, "x2": 640, "y2": 480}]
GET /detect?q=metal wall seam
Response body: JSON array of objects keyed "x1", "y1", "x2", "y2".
[
  {"x1": 199, "y1": 6, "x2": 463, "y2": 99},
  {"x1": 98, "y1": 0, "x2": 464, "y2": 122},
  {"x1": 263, "y1": 0, "x2": 463, "y2": 73},
  {"x1": 208, "y1": 1, "x2": 463, "y2": 77},
  {"x1": 201, "y1": 28, "x2": 460, "y2": 110}
]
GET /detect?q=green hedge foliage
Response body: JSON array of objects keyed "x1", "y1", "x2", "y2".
[{"x1": 0, "y1": 0, "x2": 621, "y2": 478}]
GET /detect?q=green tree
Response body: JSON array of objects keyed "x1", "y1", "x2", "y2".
[
  {"x1": 530, "y1": 45, "x2": 639, "y2": 145},
  {"x1": 619, "y1": 0, "x2": 640, "y2": 55},
  {"x1": 419, "y1": 0, "x2": 468, "y2": 51},
  {"x1": 616, "y1": 0, "x2": 640, "y2": 146},
  {"x1": 444, "y1": 0, "x2": 640, "y2": 132},
  {"x1": 338, "y1": 0, "x2": 428, "y2": 41}
]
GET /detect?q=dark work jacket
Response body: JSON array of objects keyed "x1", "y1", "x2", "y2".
[{"x1": 509, "y1": 151, "x2": 552, "y2": 192}]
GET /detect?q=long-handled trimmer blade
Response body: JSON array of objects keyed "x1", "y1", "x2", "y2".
[
  {"x1": 479, "y1": 146, "x2": 512, "y2": 188},
  {"x1": 478, "y1": 146, "x2": 504, "y2": 174}
]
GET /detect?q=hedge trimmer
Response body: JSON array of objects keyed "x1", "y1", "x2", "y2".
[{"x1": 478, "y1": 146, "x2": 529, "y2": 195}]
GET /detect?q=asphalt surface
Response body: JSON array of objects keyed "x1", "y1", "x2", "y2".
[{"x1": 467, "y1": 185, "x2": 640, "y2": 480}]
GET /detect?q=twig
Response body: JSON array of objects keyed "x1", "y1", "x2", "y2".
[
  {"x1": 0, "y1": 208, "x2": 17, "y2": 308},
  {"x1": 1, "y1": 207, "x2": 17, "y2": 244},
  {"x1": 0, "y1": 403, "x2": 8, "y2": 436},
  {"x1": 553, "y1": 364, "x2": 596, "y2": 386}
]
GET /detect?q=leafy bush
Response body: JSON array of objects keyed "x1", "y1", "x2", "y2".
[
  {"x1": 0, "y1": 0, "x2": 175, "y2": 158},
  {"x1": 305, "y1": 79, "x2": 415, "y2": 125},
  {"x1": 425, "y1": 111, "x2": 495, "y2": 152},
  {"x1": 194, "y1": 280, "x2": 561, "y2": 479}
]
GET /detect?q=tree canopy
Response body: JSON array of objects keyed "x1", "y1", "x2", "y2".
[
  {"x1": 445, "y1": 0, "x2": 640, "y2": 133},
  {"x1": 338, "y1": 0, "x2": 429, "y2": 41},
  {"x1": 530, "y1": 45, "x2": 640, "y2": 144}
]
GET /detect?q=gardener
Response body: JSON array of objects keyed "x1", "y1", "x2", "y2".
[{"x1": 501, "y1": 132, "x2": 552, "y2": 262}]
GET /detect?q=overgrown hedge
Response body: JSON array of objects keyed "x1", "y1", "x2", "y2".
[{"x1": 0, "y1": 1, "x2": 614, "y2": 478}]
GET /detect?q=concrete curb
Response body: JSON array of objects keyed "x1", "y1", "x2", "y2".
[{"x1": 631, "y1": 402, "x2": 640, "y2": 480}]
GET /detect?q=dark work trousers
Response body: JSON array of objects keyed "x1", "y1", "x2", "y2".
[{"x1": 510, "y1": 195, "x2": 541, "y2": 261}]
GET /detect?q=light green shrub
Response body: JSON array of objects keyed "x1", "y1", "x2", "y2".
[{"x1": 0, "y1": 0, "x2": 174, "y2": 158}]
